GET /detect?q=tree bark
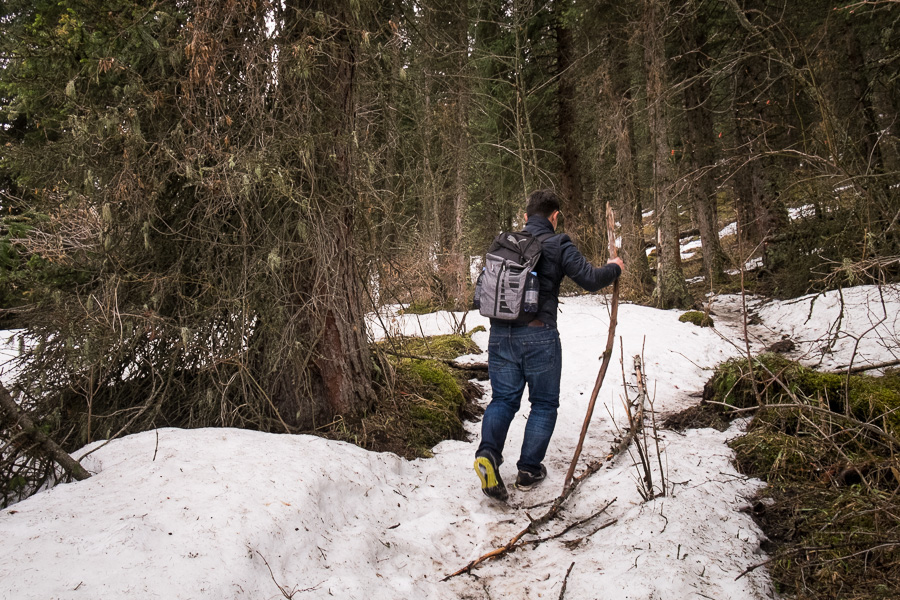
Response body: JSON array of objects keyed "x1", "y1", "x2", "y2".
[
  {"x1": 281, "y1": 0, "x2": 377, "y2": 422},
  {"x1": 678, "y1": 3, "x2": 728, "y2": 284},
  {"x1": 610, "y1": 77, "x2": 653, "y2": 298},
  {"x1": 555, "y1": 1, "x2": 597, "y2": 259},
  {"x1": 451, "y1": 0, "x2": 470, "y2": 309},
  {"x1": 645, "y1": 0, "x2": 690, "y2": 309}
]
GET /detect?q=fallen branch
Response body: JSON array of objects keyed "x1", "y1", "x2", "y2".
[
  {"x1": 444, "y1": 365, "x2": 646, "y2": 581},
  {"x1": 827, "y1": 358, "x2": 900, "y2": 375},
  {"x1": 523, "y1": 498, "x2": 616, "y2": 546},
  {"x1": 558, "y1": 562, "x2": 576, "y2": 600},
  {"x1": 564, "y1": 518, "x2": 618, "y2": 548},
  {"x1": 0, "y1": 383, "x2": 91, "y2": 481},
  {"x1": 625, "y1": 356, "x2": 659, "y2": 500},
  {"x1": 442, "y1": 462, "x2": 615, "y2": 579}
]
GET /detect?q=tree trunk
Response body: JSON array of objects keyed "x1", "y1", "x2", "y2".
[
  {"x1": 555, "y1": 1, "x2": 597, "y2": 259},
  {"x1": 281, "y1": 0, "x2": 377, "y2": 422},
  {"x1": 451, "y1": 0, "x2": 470, "y2": 310},
  {"x1": 608, "y1": 41, "x2": 653, "y2": 298},
  {"x1": 679, "y1": 3, "x2": 728, "y2": 284},
  {"x1": 645, "y1": 0, "x2": 690, "y2": 309},
  {"x1": 613, "y1": 100, "x2": 654, "y2": 298},
  {"x1": 844, "y1": 20, "x2": 884, "y2": 175},
  {"x1": 732, "y1": 57, "x2": 788, "y2": 246}
]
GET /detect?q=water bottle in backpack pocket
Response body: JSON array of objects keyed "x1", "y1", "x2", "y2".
[
  {"x1": 476, "y1": 231, "x2": 549, "y2": 322},
  {"x1": 523, "y1": 271, "x2": 539, "y2": 313}
]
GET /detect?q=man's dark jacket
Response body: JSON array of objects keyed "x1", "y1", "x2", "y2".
[{"x1": 494, "y1": 215, "x2": 620, "y2": 328}]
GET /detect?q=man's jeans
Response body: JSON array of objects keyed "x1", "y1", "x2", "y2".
[{"x1": 477, "y1": 323, "x2": 562, "y2": 475}]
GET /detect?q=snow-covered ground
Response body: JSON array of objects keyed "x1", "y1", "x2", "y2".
[
  {"x1": 753, "y1": 285, "x2": 900, "y2": 371},
  {"x1": 1, "y1": 285, "x2": 897, "y2": 599}
]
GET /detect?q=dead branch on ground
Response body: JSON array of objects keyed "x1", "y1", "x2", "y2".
[
  {"x1": 558, "y1": 562, "x2": 576, "y2": 600},
  {"x1": 0, "y1": 383, "x2": 91, "y2": 482}
]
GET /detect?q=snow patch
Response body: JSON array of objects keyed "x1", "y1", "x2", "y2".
[
  {"x1": 25, "y1": 287, "x2": 900, "y2": 598},
  {"x1": 719, "y1": 222, "x2": 737, "y2": 238}
]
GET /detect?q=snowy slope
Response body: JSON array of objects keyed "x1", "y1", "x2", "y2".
[
  {"x1": 755, "y1": 285, "x2": 900, "y2": 371},
  {"x1": 1, "y1": 286, "x2": 894, "y2": 599}
]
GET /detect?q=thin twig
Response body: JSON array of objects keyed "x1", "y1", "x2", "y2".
[
  {"x1": 523, "y1": 499, "x2": 617, "y2": 545},
  {"x1": 828, "y1": 358, "x2": 900, "y2": 374},
  {"x1": 558, "y1": 562, "x2": 576, "y2": 600}
]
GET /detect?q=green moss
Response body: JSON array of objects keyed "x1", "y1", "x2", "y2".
[
  {"x1": 403, "y1": 359, "x2": 465, "y2": 407},
  {"x1": 380, "y1": 333, "x2": 480, "y2": 361},
  {"x1": 399, "y1": 300, "x2": 440, "y2": 315},
  {"x1": 716, "y1": 354, "x2": 900, "y2": 599},
  {"x1": 468, "y1": 325, "x2": 486, "y2": 335},
  {"x1": 679, "y1": 310, "x2": 714, "y2": 327},
  {"x1": 748, "y1": 482, "x2": 900, "y2": 599},
  {"x1": 709, "y1": 353, "x2": 900, "y2": 437},
  {"x1": 731, "y1": 428, "x2": 829, "y2": 483},
  {"x1": 394, "y1": 359, "x2": 466, "y2": 453},
  {"x1": 324, "y1": 332, "x2": 485, "y2": 459}
]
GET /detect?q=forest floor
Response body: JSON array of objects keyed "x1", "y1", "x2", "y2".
[{"x1": 1, "y1": 283, "x2": 896, "y2": 599}]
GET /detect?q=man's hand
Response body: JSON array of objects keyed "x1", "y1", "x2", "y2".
[{"x1": 608, "y1": 257, "x2": 624, "y2": 272}]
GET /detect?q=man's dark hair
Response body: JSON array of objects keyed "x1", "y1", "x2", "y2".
[{"x1": 525, "y1": 189, "x2": 561, "y2": 218}]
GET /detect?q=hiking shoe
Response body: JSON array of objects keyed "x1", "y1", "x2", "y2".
[
  {"x1": 515, "y1": 465, "x2": 547, "y2": 490},
  {"x1": 474, "y1": 452, "x2": 508, "y2": 501}
]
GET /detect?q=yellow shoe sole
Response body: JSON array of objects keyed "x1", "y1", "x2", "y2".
[
  {"x1": 474, "y1": 456, "x2": 508, "y2": 501},
  {"x1": 474, "y1": 456, "x2": 499, "y2": 489}
]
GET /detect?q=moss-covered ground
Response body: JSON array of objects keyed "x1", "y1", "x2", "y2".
[
  {"x1": 320, "y1": 331, "x2": 485, "y2": 459},
  {"x1": 692, "y1": 355, "x2": 900, "y2": 599},
  {"x1": 679, "y1": 310, "x2": 714, "y2": 327}
]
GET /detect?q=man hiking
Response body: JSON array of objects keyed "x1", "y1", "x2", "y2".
[{"x1": 474, "y1": 189, "x2": 623, "y2": 501}]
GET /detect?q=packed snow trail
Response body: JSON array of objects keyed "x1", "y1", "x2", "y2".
[{"x1": 3, "y1": 286, "x2": 895, "y2": 599}]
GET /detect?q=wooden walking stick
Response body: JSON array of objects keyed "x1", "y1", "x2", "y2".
[{"x1": 561, "y1": 203, "x2": 620, "y2": 493}]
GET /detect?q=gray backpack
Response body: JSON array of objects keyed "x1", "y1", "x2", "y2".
[{"x1": 475, "y1": 231, "x2": 551, "y2": 322}]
